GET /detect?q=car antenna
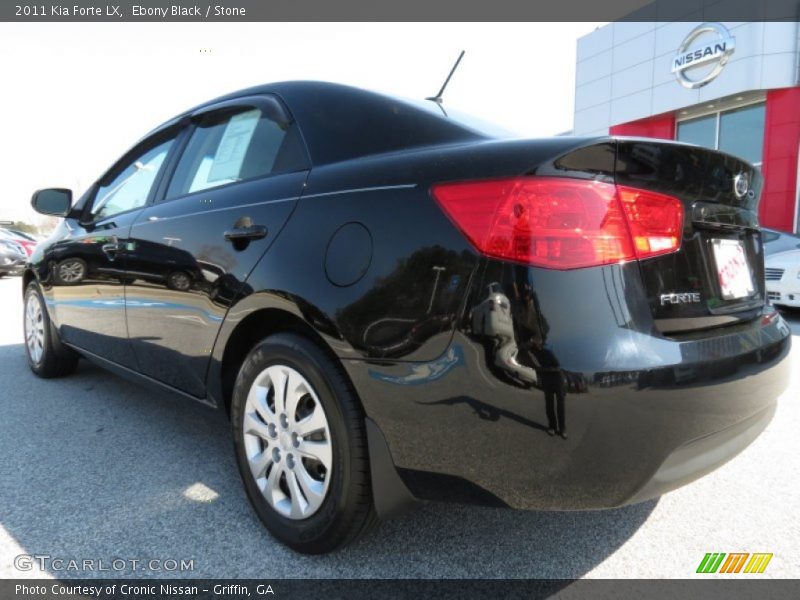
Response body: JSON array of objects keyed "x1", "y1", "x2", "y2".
[{"x1": 426, "y1": 50, "x2": 465, "y2": 114}]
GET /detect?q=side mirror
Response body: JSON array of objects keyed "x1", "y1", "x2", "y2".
[{"x1": 31, "y1": 188, "x2": 72, "y2": 217}]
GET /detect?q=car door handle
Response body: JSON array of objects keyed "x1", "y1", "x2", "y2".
[
  {"x1": 224, "y1": 225, "x2": 268, "y2": 241},
  {"x1": 101, "y1": 242, "x2": 122, "y2": 254}
]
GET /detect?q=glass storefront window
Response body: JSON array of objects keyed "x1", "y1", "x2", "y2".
[
  {"x1": 676, "y1": 102, "x2": 766, "y2": 165},
  {"x1": 718, "y1": 104, "x2": 766, "y2": 164},
  {"x1": 677, "y1": 114, "x2": 716, "y2": 149}
]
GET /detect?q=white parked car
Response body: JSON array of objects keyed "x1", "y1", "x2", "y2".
[{"x1": 763, "y1": 228, "x2": 800, "y2": 309}]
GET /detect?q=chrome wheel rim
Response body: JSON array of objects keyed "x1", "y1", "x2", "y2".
[
  {"x1": 243, "y1": 365, "x2": 333, "y2": 520},
  {"x1": 58, "y1": 260, "x2": 84, "y2": 283},
  {"x1": 24, "y1": 292, "x2": 45, "y2": 365}
]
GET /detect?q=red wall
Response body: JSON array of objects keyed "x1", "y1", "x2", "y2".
[
  {"x1": 609, "y1": 91, "x2": 800, "y2": 233},
  {"x1": 759, "y1": 87, "x2": 800, "y2": 232},
  {"x1": 610, "y1": 114, "x2": 675, "y2": 140}
]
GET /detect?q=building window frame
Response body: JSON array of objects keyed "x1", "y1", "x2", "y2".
[{"x1": 675, "y1": 97, "x2": 766, "y2": 168}]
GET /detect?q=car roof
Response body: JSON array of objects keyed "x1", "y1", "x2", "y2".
[{"x1": 159, "y1": 81, "x2": 487, "y2": 166}]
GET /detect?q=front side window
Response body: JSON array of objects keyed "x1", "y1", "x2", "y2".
[
  {"x1": 166, "y1": 106, "x2": 293, "y2": 198},
  {"x1": 90, "y1": 138, "x2": 174, "y2": 220}
]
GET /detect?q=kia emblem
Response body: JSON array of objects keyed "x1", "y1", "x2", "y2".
[{"x1": 733, "y1": 172, "x2": 750, "y2": 199}]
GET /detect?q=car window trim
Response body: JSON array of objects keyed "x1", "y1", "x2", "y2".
[{"x1": 149, "y1": 121, "x2": 195, "y2": 206}]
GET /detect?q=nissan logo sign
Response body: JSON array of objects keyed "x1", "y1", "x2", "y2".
[{"x1": 672, "y1": 22, "x2": 736, "y2": 89}]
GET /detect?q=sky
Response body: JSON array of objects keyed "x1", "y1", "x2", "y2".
[{"x1": 0, "y1": 22, "x2": 602, "y2": 224}]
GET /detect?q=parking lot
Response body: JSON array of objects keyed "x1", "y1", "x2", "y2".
[{"x1": 0, "y1": 275, "x2": 798, "y2": 579}]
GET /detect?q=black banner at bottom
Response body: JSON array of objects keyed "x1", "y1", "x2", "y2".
[{"x1": 3, "y1": 579, "x2": 800, "y2": 600}]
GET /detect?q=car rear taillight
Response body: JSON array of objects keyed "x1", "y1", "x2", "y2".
[
  {"x1": 431, "y1": 177, "x2": 683, "y2": 270},
  {"x1": 616, "y1": 185, "x2": 683, "y2": 260}
]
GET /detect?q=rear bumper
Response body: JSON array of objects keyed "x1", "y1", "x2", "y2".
[
  {"x1": 626, "y1": 404, "x2": 776, "y2": 505},
  {"x1": 345, "y1": 263, "x2": 792, "y2": 511}
]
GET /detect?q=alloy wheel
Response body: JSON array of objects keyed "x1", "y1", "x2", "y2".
[
  {"x1": 168, "y1": 271, "x2": 191, "y2": 291},
  {"x1": 24, "y1": 291, "x2": 45, "y2": 364},
  {"x1": 58, "y1": 260, "x2": 85, "y2": 283}
]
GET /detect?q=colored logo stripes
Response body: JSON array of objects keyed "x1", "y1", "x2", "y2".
[{"x1": 697, "y1": 552, "x2": 773, "y2": 574}]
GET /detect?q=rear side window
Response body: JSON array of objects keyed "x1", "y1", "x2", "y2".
[{"x1": 166, "y1": 105, "x2": 305, "y2": 199}]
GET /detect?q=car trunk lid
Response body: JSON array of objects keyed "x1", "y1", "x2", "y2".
[{"x1": 614, "y1": 139, "x2": 765, "y2": 334}]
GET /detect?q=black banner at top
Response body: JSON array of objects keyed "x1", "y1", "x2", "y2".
[{"x1": 1, "y1": 0, "x2": 799, "y2": 22}]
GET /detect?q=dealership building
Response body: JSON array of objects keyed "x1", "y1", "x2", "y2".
[{"x1": 573, "y1": 21, "x2": 800, "y2": 233}]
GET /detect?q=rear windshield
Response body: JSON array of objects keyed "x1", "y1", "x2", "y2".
[
  {"x1": 285, "y1": 84, "x2": 516, "y2": 165},
  {"x1": 407, "y1": 98, "x2": 519, "y2": 139},
  {"x1": 763, "y1": 228, "x2": 800, "y2": 255}
]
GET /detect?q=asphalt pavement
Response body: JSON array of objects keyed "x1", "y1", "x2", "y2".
[{"x1": 1, "y1": 275, "x2": 798, "y2": 579}]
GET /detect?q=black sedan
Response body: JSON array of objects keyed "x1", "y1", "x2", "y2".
[{"x1": 23, "y1": 82, "x2": 791, "y2": 553}]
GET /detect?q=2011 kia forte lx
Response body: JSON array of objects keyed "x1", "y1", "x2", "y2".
[{"x1": 23, "y1": 82, "x2": 791, "y2": 554}]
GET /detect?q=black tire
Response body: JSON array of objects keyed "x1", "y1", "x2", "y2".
[
  {"x1": 231, "y1": 333, "x2": 376, "y2": 554},
  {"x1": 23, "y1": 281, "x2": 79, "y2": 378}
]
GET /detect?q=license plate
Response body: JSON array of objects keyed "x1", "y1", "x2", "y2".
[{"x1": 712, "y1": 238, "x2": 754, "y2": 300}]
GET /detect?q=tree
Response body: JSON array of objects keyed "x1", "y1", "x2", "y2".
[{"x1": 11, "y1": 221, "x2": 38, "y2": 234}]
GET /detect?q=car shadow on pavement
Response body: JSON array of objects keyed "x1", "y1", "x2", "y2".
[{"x1": 0, "y1": 342, "x2": 656, "y2": 579}]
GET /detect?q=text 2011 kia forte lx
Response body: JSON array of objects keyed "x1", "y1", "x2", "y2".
[{"x1": 23, "y1": 82, "x2": 791, "y2": 553}]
